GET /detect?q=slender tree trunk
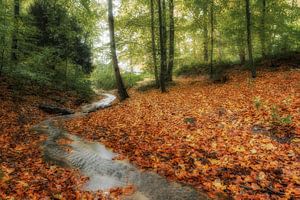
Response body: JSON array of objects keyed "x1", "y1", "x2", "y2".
[
  {"x1": 239, "y1": 47, "x2": 246, "y2": 65},
  {"x1": 65, "y1": 40, "x2": 69, "y2": 89},
  {"x1": 218, "y1": 31, "x2": 222, "y2": 62},
  {"x1": 150, "y1": 0, "x2": 159, "y2": 88},
  {"x1": 260, "y1": 0, "x2": 266, "y2": 58},
  {"x1": 245, "y1": 0, "x2": 256, "y2": 78},
  {"x1": 65, "y1": 55, "x2": 68, "y2": 89},
  {"x1": 203, "y1": 3, "x2": 209, "y2": 62},
  {"x1": 162, "y1": 0, "x2": 167, "y2": 55},
  {"x1": 0, "y1": 0, "x2": 7, "y2": 76},
  {"x1": 167, "y1": 0, "x2": 174, "y2": 82},
  {"x1": 11, "y1": 0, "x2": 19, "y2": 62},
  {"x1": 210, "y1": 0, "x2": 214, "y2": 78},
  {"x1": 238, "y1": 23, "x2": 246, "y2": 65},
  {"x1": 107, "y1": 0, "x2": 129, "y2": 100},
  {"x1": 158, "y1": 0, "x2": 166, "y2": 92},
  {"x1": 0, "y1": 49, "x2": 4, "y2": 77}
]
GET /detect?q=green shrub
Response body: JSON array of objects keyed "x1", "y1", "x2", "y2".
[
  {"x1": 5, "y1": 47, "x2": 94, "y2": 100},
  {"x1": 271, "y1": 106, "x2": 293, "y2": 125},
  {"x1": 175, "y1": 62, "x2": 209, "y2": 76},
  {"x1": 91, "y1": 65, "x2": 116, "y2": 90},
  {"x1": 175, "y1": 61, "x2": 238, "y2": 77},
  {"x1": 91, "y1": 64, "x2": 143, "y2": 90},
  {"x1": 123, "y1": 72, "x2": 144, "y2": 88},
  {"x1": 254, "y1": 96, "x2": 262, "y2": 110},
  {"x1": 136, "y1": 80, "x2": 158, "y2": 92}
]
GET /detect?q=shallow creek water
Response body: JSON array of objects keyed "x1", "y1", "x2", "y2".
[{"x1": 32, "y1": 94, "x2": 209, "y2": 200}]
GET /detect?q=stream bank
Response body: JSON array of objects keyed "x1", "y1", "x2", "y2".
[{"x1": 32, "y1": 94, "x2": 209, "y2": 200}]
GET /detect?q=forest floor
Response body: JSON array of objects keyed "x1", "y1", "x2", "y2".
[
  {"x1": 0, "y1": 67, "x2": 299, "y2": 199},
  {"x1": 65, "y1": 68, "x2": 300, "y2": 199},
  {"x1": 0, "y1": 77, "x2": 109, "y2": 199}
]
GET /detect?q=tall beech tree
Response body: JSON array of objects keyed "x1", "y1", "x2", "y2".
[
  {"x1": 11, "y1": 0, "x2": 20, "y2": 62},
  {"x1": 210, "y1": 0, "x2": 214, "y2": 78},
  {"x1": 260, "y1": 0, "x2": 266, "y2": 58},
  {"x1": 203, "y1": 2, "x2": 209, "y2": 62},
  {"x1": 167, "y1": 0, "x2": 175, "y2": 82},
  {"x1": 0, "y1": 0, "x2": 7, "y2": 76},
  {"x1": 150, "y1": 0, "x2": 159, "y2": 87},
  {"x1": 1, "y1": 0, "x2": 298, "y2": 92},
  {"x1": 158, "y1": 0, "x2": 166, "y2": 92},
  {"x1": 245, "y1": 0, "x2": 256, "y2": 78},
  {"x1": 107, "y1": 0, "x2": 129, "y2": 100}
]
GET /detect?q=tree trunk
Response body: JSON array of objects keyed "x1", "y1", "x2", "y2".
[
  {"x1": 107, "y1": 0, "x2": 129, "y2": 100},
  {"x1": 158, "y1": 0, "x2": 166, "y2": 92},
  {"x1": 0, "y1": 49, "x2": 4, "y2": 77},
  {"x1": 11, "y1": 0, "x2": 19, "y2": 62},
  {"x1": 162, "y1": 0, "x2": 167, "y2": 56},
  {"x1": 239, "y1": 48, "x2": 246, "y2": 65},
  {"x1": 203, "y1": 3, "x2": 209, "y2": 62},
  {"x1": 245, "y1": 0, "x2": 256, "y2": 78},
  {"x1": 260, "y1": 0, "x2": 266, "y2": 58},
  {"x1": 0, "y1": 0, "x2": 7, "y2": 76},
  {"x1": 167, "y1": 0, "x2": 174, "y2": 82},
  {"x1": 218, "y1": 32, "x2": 222, "y2": 62},
  {"x1": 65, "y1": 46, "x2": 68, "y2": 89},
  {"x1": 210, "y1": 0, "x2": 214, "y2": 78},
  {"x1": 150, "y1": 0, "x2": 159, "y2": 88}
]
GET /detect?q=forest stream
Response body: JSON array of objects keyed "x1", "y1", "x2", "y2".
[{"x1": 31, "y1": 94, "x2": 209, "y2": 200}]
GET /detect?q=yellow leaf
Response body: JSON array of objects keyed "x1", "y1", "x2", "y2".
[
  {"x1": 262, "y1": 143, "x2": 276, "y2": 150},
  {"x1": 234, "y1": 145, "x2": 245, "y2": 152},
  {"x1": 258, "y1": 171, "x2": 266, "y2": 181},
  {"x1": 213, "y1": 179, "x2": 226, "y2": 190},
  {"x1": 250, "y1": 149, "x2": 257, "y2": 154}
]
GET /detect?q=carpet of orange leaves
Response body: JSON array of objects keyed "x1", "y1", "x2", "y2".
[
  {"x1": 0, "y1": 77, "x2": 108, "y2": 199},
  {"x1": 65, "y1": 69, "x2": 300, "y2": 199}
]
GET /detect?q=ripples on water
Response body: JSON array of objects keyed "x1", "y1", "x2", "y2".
[{"x1": 32, "y1": 94, "x2": 208, "y2": 200}]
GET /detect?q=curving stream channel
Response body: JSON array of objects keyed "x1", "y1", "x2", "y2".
[{"x1": 32, "y1": 94, "x2": 209, "y2": 200}]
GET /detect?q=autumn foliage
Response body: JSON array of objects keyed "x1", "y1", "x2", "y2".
[
  {"x1": 0, "y1": 69, "x2": 299, "y2": 199},
  {"x1": 65, "y1": 69, "x2": 300, "y2": 199},
  {"x1": 0, "y1": 77, "x2": 104, "y2": 199}
]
